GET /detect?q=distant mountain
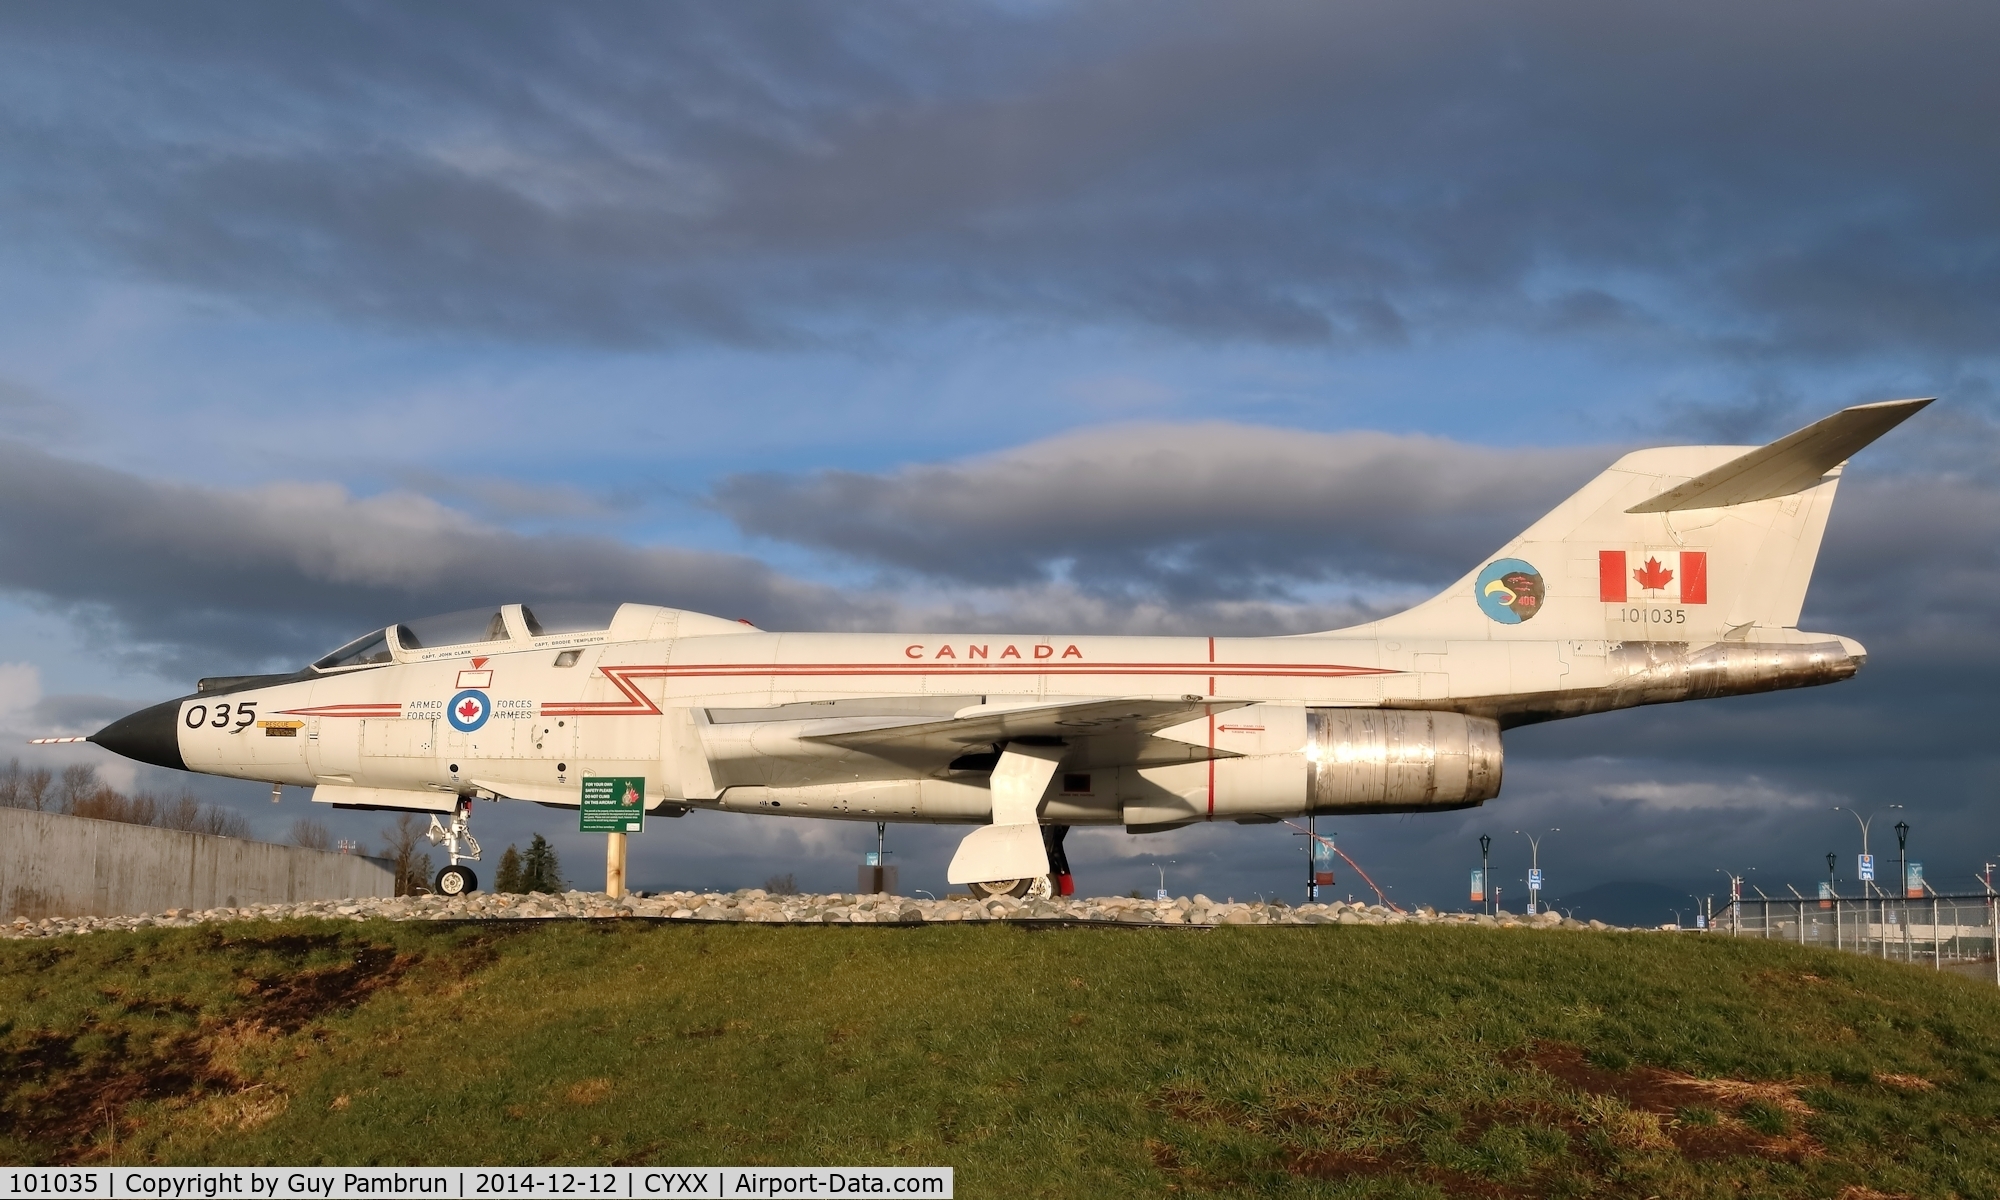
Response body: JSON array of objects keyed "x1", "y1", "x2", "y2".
[{"x1": 1537, "y1": 881, "x2": 1710, "y2": 929}]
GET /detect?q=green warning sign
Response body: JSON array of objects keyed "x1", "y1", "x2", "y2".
[{"x1": 580, "y1": 776, "x2": 645, "y2": 833}]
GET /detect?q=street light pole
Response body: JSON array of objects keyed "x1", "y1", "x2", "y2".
[
  {"x1": 1834, "y1": 805, "x2": 1902, "y2": 897},
  {"x1": 1835, "y1": 804, "x2": 1902, "y2": 957},
  {"x1": 1480, "y1": 834, "x2": 1492, "y2": 916},
  {"x1": 1515, "y1": 828, "x2": 1557, "y2": 916},
  {"x1": 1895, "y1": 819, "x2": 1911, "y2": 963},
  {"x1": 1895, "y1": 819, "x2": 1910, "y2": 900},
  {"x1": 1716, "y1": 868, "x2": 1753, "y2": 935}
]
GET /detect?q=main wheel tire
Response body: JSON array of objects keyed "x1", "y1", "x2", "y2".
[
  {"x1": 965, "y1": 878, "x2": 1029, "y2": 899},
  {"x1": 966, "y1": 876, "x2": 1053, "y2": 900},
  {"x1": 436, "y1": 865, "x2": 477, "y2": 896}
]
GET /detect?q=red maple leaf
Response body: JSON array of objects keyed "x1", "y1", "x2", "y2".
[
  {"x1": 1633, "y1": 556, "x2": 1674, "y2": 591},
  {"x1": 457, "y1": 698, "x2": 482, "y2": 720}
]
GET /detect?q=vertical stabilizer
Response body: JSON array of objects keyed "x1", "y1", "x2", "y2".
[{"x1": 1353, "y1": 399, "x2": 1930, "y2": 643}]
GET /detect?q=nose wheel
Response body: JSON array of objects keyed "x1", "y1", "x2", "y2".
[{"x1": 425, "y1": 797, "x2": 483, "y2": 894}]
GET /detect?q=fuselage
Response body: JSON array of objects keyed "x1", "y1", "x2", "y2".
[{"x1": 119, "y1": 601, "x2": 1862, "y2": 830}]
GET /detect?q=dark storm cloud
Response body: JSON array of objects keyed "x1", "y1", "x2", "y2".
[
  {"x1": 0, "y1": 439, "x2": 1380, "y2": 682},
  {"x1": 1, "y1": 2, "x2": 1996, "y2": 355},
  {"x1": 713, "y1": 424, "x2": 1607, "y2": 600},
  {"x1": 0, "y1": 440, "x2": 882, "y2": 678}
]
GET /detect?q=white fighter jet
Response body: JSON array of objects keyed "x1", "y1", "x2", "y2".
[{"x1": 87, "y1": 399, "x2": 1928, "y2": 898}]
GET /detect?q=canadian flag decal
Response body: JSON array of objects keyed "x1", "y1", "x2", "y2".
[
  {"x1": 1633, "y1": 556, "x2": 1674, "y2": 591},
  {"x1": 1599, "y1": 550, "x2": 1706, "y2": 603}
]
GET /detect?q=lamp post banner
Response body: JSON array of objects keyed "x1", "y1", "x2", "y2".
[{"x1": 1858, "y1": 853, "x2": 1875, "y2": 882}]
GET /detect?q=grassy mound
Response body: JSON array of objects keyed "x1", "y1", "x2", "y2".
[{"x1": 3, "y1": 920, "x2": 1997, "y2": 1197}]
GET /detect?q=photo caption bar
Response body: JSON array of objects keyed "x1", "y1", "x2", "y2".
[{"x1": 0, "y1": 1169, "x2": 951, "y2": 1199}]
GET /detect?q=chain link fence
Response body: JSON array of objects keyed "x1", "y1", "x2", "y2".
[{"x1": 1709, "y1": 892, "x2": 2000, "y2": 982}]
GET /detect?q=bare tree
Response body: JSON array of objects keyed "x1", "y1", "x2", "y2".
[
  {"x1": 190, "y1": 804, "x2": 251, "y2": 838},
  {"x1": 156, "y1": 793, "x2": 206, "y2": 831},
  {"x1": 4, "y1": 765, "x2": 251, "y2": 838},
  {"x1": 56, "y1": 764, "x2": 100, "y2": 811},
  {"x1": 19, "y1": 765, "x2": 52, "y2": 811},
  {"x1": 150, "y1": 791, "x2": 250, "y2": 838},
  {"x1": 378, "y1": 813, "x2": 435, "y2": 896},
  {"x1": 287, "y1": 817, "x2": 333, "y2": 850},
  {"x1": 69, "y1": 788, "x2": 158, "y2": 825}
]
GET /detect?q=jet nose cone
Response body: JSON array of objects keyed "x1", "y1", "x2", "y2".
[{"x1": 88, "y1": 698, "x2": 188, "y2": 772}]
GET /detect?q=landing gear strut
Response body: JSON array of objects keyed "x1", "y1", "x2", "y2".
[
  {"x1": 1045, "y1": 823, "x2": 1074, "y2": 896},
  {"x1": 426, "y1": 797, "x2": 482, "y2": 895}
]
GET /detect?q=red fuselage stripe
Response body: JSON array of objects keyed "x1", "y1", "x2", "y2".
[
  {"x1": 537, "y1": 661, "x2": 1394, "y2": 717},
  {"x1": 293, "y1": 660, "x2": 1394, "y2": 719}
]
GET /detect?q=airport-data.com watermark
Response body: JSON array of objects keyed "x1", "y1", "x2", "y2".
[{"x1": 1, "y1": 1169, "x2": 952, "y2": 1199}]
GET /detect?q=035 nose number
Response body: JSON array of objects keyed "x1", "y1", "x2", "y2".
[{"x1": 183, "y1": 701, "x2": 257, "y2": 729}]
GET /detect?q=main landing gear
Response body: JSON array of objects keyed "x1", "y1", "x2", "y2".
[
  {"x1": 962, "y1": 825, "x2": 1073, "y2": 901},
  {"x1": 427, "y1": 796, "x2": 483, "y2": 895}
]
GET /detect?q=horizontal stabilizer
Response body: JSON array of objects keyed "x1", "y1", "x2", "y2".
[{"x1": 1626, "y1": 397, "x2": 1931, "y2": 513}]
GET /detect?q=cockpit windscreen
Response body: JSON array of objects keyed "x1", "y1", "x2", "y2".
[
  {"x1": 521, "y1": 601, "x2": 620, "y2": 636},
  {"x1": 312, "y1": 630, "x2": 393, "y2": 671},
  {"x1": 396, "y1": 608, "x2": 510, "y2": 649}
]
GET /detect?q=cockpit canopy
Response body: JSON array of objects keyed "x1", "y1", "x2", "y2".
[{"x1": 311, "y1": 601, "x2": 624, "y2": 672}]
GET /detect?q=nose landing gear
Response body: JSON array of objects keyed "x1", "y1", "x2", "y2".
[{"x1": 426, "y1": 796, "x2": 483, "y2": 895}]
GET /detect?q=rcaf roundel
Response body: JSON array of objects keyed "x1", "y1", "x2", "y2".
[
  {"x1": 1599, "y1": 550, "x2": 1706, "y2": 604},
  {"x1": 447, "y1": 689, "x2": 491, "y2": 732}
]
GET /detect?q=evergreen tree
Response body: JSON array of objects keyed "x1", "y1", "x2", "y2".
[
  {"x1": 520, "y1": 834, "x2": 563, "y2": 894},
  {"x1": 495, "y1": 844, "x2": 524, "y2": 893}
]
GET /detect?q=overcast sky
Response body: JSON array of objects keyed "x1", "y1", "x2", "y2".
[{"x1": 2, "y1": 1, "x2": 1995, "y2": 915}]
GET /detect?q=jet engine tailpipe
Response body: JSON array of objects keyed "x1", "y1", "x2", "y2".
[{"x1": 1306, "y1": 708, "x2": 1501, "y2": 814}]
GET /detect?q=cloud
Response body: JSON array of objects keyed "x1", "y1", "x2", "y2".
[
  {"x1": 0, "y1": 662, "x2": 38, "y2": 721},
  {"x1": 1591, "y1": 776, "x2": 1825, "y2": 812},
  {"x1": 0, "y1": 439, "x2": 883, "y2": 677},
  {"x1": 388, "y1": 469, "x2": 647, "y2": 524},
  {"x1": 712, "y1": 423, "x2": 1607, "y2": 600},
  {"x1": 0, "y1": 3, "x2": 1996, "y2": 357},
  {"x1": 0, "y1": 437, "x2": 1391, "y2": 682}
]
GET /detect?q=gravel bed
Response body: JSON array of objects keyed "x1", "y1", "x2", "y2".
[{"x1": 3, "y1": 889, "x2": 1625, "y2": 938}]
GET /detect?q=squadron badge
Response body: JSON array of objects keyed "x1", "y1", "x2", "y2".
[{"x1": 1475, "y1": 558, "x2": 1546, "y2": 624}]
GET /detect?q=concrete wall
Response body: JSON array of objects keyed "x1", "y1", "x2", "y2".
[{"x1": 1, "y1": 806, "x2": 395, "y2": 919}]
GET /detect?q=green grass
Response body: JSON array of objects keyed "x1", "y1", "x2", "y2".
[{"x1": 4, "y1": 920, "x2": 1999, "y2": 1197}]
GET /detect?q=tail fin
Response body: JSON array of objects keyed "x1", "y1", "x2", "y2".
[{"x1": 1359, "y1": 398, "x2": 1931, "y2": 642}]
